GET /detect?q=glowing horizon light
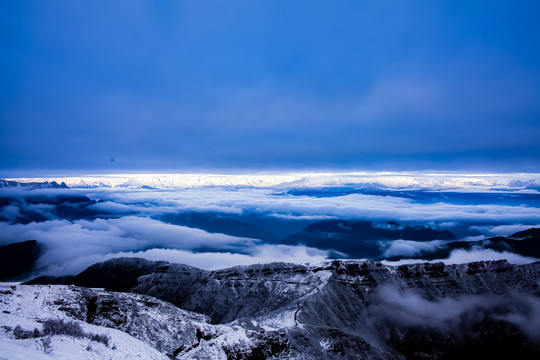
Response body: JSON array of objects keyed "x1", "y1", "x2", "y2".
[{"x1": 4, "y1": 171, "x2": 540, "y2": 191}]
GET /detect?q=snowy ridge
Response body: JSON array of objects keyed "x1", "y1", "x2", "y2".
[
  {"x1": 6, "y1": 174, "x2": 302, "y2": 189},
  {"x1": 4, "y1": 259, "x2": 540, "y2": 359},
  {"x1": 6, "y1": 171, "x2": 540, "y2": 191},
  {"x1": 0, "y1": 284, "x2": 168, "y2": 360},
  {"x1": 0, "y1": 284, "x2": 293, "y2": 360}
]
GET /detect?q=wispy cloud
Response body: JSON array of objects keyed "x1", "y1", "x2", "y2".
[
  {"x1": 381, "y1": 240, "x2": 445, "y2": 258},
  {"x1": 41, "y1": 245, "x2": 329, "y2": 277},
  {"x1": 368, "y1": 285, "x2": 540, "y2": 339},
  {"x1": 382, "y1": 248, "x2": 538, "y2": 266}
]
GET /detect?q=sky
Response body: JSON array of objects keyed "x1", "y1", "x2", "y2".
[{"x1": 1, "y1": 0, "x2": 540, "y2": 175}]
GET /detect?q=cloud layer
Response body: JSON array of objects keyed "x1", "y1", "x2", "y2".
[
  {"x1": 0, "y1": 216, "x2": 329, "y2": 276},
  {"x1": 1, "y1": 183, "x2": 539, "y2": 276},
  {"x1": 71, "y1": 187, "x2": 540, "y2": 224}
]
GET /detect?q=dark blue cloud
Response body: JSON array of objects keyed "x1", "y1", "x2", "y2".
[{"x1": 1, "y1": 0, "x2": 539, "y2": 174}]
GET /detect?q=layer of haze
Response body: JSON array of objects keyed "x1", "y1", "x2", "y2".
[{"x1": 1, "y1": 0, "x2": 540, "y2": 174}]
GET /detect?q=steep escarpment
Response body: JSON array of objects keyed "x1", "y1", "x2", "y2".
[
  {"x1": 134, "y1": 262, "x2": 331, "y2": 325},
  {"x1": 25, "y1": 258, "x2": 540, "y2": 359},
  {"x1": 60, "y1": 258, "x2": 539, "y2": 321},
  {"x1": 293, "y1": 261, "x2": 540, "y2": 359}
]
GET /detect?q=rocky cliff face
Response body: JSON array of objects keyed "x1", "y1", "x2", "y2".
[
  {"x1": 0, "y1": 284, "x2": 294, "y2": 359},
  {"x1": 24, "y1": 258, "x2": 540, "y2": 359}
]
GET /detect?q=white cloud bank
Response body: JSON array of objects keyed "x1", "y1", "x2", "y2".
[
  {"x1": 41, "y1": 245, "x2": 329, "y2": 277},
  {"x1": 369, "y1": 285, "x2": 540, "y2": 339},
  {"x1": 67, "y1": 186, "x2": 540, "y2": 224},
  {"x1": 0, "y1": 216, "x2": 329, "y2": 277},
  {"x1": 1, "y1": 178, "x2": 539, "y2": 277},
  {"x1": 382, "y1": 248, "x2": 539, "y2": 266},
  {"x1": 382, "y1": 240, "x2": 445, "y2": 258}
]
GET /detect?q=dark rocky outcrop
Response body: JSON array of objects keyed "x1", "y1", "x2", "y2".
[
  {"x1": 0, "y1": 240, "x2": 42, "y2": 281},
  {"x1": 511, "y1": 227, "x2": 540, "y2": 239},
  {"x1": 28, "y1": 258, "x2": 170, "y2": 292}
]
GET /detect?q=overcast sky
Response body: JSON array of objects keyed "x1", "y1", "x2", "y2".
[{"x1": 1, "y1": 0, "x2": 539, "y2": 175}]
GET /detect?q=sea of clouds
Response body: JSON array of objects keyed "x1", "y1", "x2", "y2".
[{"x1": 1, "y1": 174, "x2": 539, "y2": 277}]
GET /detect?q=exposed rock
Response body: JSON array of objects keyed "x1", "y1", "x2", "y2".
[
  {"x1": 25, "y1": 258, "x2": 540, "y2": 359},
  {"x1": 0, "y1": 284, "x2": 294, "y2": 359}
]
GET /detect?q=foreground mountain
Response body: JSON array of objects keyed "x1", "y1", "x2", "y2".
[
  {"x1": 22, "y1": 258, "x2": 540, "y2": 359},
  {"x1": 0, "y1": 283, "x2": 292, "y2": 359}
]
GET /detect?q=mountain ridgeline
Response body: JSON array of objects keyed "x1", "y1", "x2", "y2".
[
  {"x1": 27, "y1": 257, "x2": 540, "y2": 359},
  {"x1": 0, "y1": 179, "x2": 69, "y2": 189}
]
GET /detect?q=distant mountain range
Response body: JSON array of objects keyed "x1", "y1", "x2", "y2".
[
  {"x1": 0, "y1": 179, "x2": 69, "y2": 189},
  {"x1": 4, "y1": 172, "x2": 540, "y2": 190}
]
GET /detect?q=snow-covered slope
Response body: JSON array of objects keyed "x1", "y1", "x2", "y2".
[
  {"x1": 6, "y1": 172, "x2": 540, "y2": 190},
  {"x1": 20, "y1": 258, "x2": 540, "y2": 359},
  {"x1": 0, "y1": 284, "x2": 168, "y2": 360},
  {"x1": 0, "y1": 284, "x2": 298, "y2": 359}
]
